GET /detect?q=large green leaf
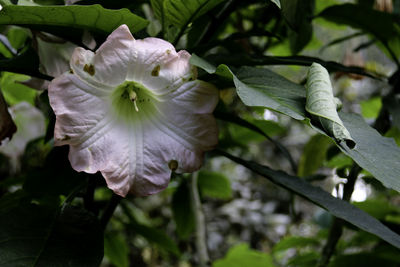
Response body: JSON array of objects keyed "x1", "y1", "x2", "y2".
[
  {"x1": 338, "y1": 112, "x2": 400, "y2": 193},
  {"x1": 213, "y1": 244, "x2": 275, "y2": 267},
  {"x1": 306, "y1": 62, "x2": 354, "y2": 147},
  {"x1": 163, "y1": 0, "x2": 226, "y2": 29},
  {"x1": 0, "y1": 193, "x2": 103, "y2": 267},
  {"x1": 191, "y1": 55, "x2": 400, "y2": 193},
  {"x1": 218, "y1": 150, "x2": 400, "y2": 249},
  {"x1": 0, "y1": 4, "x2": 148, "y2": 34}
]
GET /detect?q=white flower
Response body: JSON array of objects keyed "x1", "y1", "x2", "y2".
[
  {"x1": 0, "y1": 102, "x2": 46, "y2": 173},
  {"x1": 48, "y1": 25, "x2": 219, "y2": 197}
]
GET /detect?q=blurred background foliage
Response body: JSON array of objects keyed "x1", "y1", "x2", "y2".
[{"x1": 0, "y1": 0, "x2": 400, "y2": 266}]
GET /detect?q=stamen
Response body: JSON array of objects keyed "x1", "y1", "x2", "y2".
[{"x1": 128, "y1": 90, "x2": 139, "y2": 112}]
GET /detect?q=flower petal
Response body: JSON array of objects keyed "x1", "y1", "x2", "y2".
[
  {"x1": 70, "y1": 24, "x2": 135, "y2": 88},
  {"x1": 127, "y1": 39, "x2": 195, "y2": 95},
  {"x1": 48, "y1": 73, "x2": 110, "y2": 146}
]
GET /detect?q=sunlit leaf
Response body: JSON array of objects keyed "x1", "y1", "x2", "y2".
[
  {"x1": 198, "y1": 171, "x2": 232, "y2": 200},
  {"x1": 213, "y1": 244, "x2": 275, "y2": 267},
  {"x1": 360, "y1": 97, "x2": 382, "y2": 119}
]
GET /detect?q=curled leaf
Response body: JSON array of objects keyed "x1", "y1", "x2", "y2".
[{"x1": 306, "y1": 63, "x2": 355, "y2": 148}]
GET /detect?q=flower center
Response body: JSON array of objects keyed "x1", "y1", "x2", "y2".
[{"x1": 111, "y1": 81, "x2": 155, "y2": 121}]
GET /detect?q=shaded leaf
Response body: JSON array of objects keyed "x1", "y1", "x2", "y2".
[
  {"x1": 384, "y1": 95, "x2": 400, "y2": 129},
  {"x1": 0, "y1": 4, "x2": 148, "y2": 35},
  {"x1": 281, "y1": 0, "x2": 315, "y2": 54},
  {"x1": 198, "y1": 171, "x2": 232, "y2": 200},
  {"x1": 0, "y1": 193, "x2": 103, "y2": 267},
  {"x1": 130, "y1": 221, "x2": 180, "y2": 256},
  {"x1": 164, "y1": 0, "x2": 226, "y2": 29},
  {"x1": 172, "y1": 179, "x2": 195, "y2": 239},
  {"x1": 192, "y1": 56, "x2": 400, "y2": 193},
  {"x1": 317, "y1": 4, "x2": 395, "y2": 42},
  {"x1": 298, "y1": 134, "x2": 333, "y2": 177},
  {"x1": 338, "y1": 112, "x2": 400, "y2": 193},
  {"x1": 213, "y1": 243, "x2": 275, "y2": 267},
  {"x1": 218, "y1": 150, "x2": 400, "y2": 249},
  {"x1": 329, "y1": 253, "x2": 399, "y2": 267},
  {"x1": 104, "y1": 232, "x2": 129, "y2": 267},
  {"x1": 306, "y1": 63, "x2": 354, "y2": 147}
]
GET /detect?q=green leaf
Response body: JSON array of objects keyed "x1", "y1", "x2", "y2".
[
  {"x1": 163, "y1": 0, "x2": 226, "y2": 29},
  {"x1": 329, "y1": 253, "x2": 399, "y2": 267},
  {"x1": 281, "y1": 0, "x2": 315, "y2": 54},
  {"x1": 130, "y1": 221, "x2": 181, "y2": 256},
  {"x1": 1, "y1": 72, "x2": 37, "y2": 106},
  {"x1": 354, "y1": 199, "x2": 400, "y2": 220},
  {"x1": 192, "y1": 56, "x2": 400, "y2": 193},
  {"x1": 360, "y1": 96, "x2": 382, "y2": 119},
  {"x1": 198, "y1": 171, "x2": 232, "y2": 200},
  {"x1": 213, "y1": 243, "x2": 275, "y2": 267},
  {"x1": 338, "y1": 112, "x2": 400, "y2": 193},
  {"x1": 317, "y1": 4, "x2": 396, "y2": 42},
  {"x1": 0, "y1": 4, "x2": 148, "y2": 35},
  {"x1": 306, "y1": 63, "x2": 354, "y2": 147},
  {"x1": 235, "y1": 66, "x2": 307, "y2": 120},
  {"x1": 298, "y1": 134, "x2": 333, "y2": 177},
  {"x1": 218, "y1": 150, "x2": 400, "y2": 249},
  {"x1": 150, "y1": 0, "x2": 164, "y2": 23},
  {"x1": 104, "y1": 232, "x2": 129, "y2": 267},
  {"x1": 172, "y1": 178, "x2": 195, "y2": 239},
  {"x1": 0, "y1": 193, "x2": 103, "y2": 267}
]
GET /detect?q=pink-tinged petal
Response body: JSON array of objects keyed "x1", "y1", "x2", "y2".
[
  {"x1": 37, "y1": 36, "x2": 76, "y2": 78},
  {"x1": 127, "y1": 39, "x2": 195, "y2": 95},
  {"x1": 71, "y1": 24, "x2": 135, "y2": 88},
  {"x1": 48, "y1": 73, "x2": 110, "y2": 146}
]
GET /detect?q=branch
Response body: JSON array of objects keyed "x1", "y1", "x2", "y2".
[
  {"x1": 100, "y1": 193, "x2": 122, "y2": 231},
  {"x1": 190, "y1": 172, "x2": 210, "y2": 267},
  {"x1": 317, "y1": 163, "x2": 361, "y2": 267}
]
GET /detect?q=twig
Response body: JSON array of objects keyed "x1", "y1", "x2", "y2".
[
  {"x1": 190, "y1": 172, "x2": 210, "y2": 267},
  {"x1": 100, "y1": 193, "x2": 122, "y2": 231},
  {"x1": 317, "y1": 164, "x2": 361, "y2": 267}
]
